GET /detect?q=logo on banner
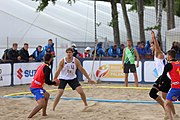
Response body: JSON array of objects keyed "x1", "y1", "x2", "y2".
[
  {"x1": 96, "y1": 64, "x2": 124, "y2": 78},
  {"x1": 17, "y1": 68, "x2": 23, "y2": 79},
  {"x1": 96, "y1": 65, "x2": 109, "y2": 78},
  {"x1": 17, "y1": 68, "x2": 36, "y2": 79}
]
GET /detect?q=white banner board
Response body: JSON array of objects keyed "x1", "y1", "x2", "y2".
[
  {"x1": 13, "y1": 62, "x2": 42, "y2": 85},
  {"x1": 0, "y1": 64, "x2": 11, "y2": 86},
  {"x1": 144, "y1": 61, "x2": 158, "y2": 82},
  {"x1": 83, "y1": 61, "x2": 142, "y2": 82}
]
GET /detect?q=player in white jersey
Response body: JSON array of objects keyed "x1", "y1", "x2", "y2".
[
  {"x1": 52, "y1": 48, "x2": 96, "y2": 111},
  {"x1": 149, "y1": 31, "x2": 177, "y2": 120}
]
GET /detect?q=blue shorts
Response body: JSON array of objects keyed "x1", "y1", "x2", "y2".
[
  {"x1": 166, "y1": 88, "x2": 180, "y2": 101},
  {"x1": 30, "y1": 88, "x2": 46, "y2": 101}
]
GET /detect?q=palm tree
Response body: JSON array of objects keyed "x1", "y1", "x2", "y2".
[
  {"x1": 120, "y1": 0, "x2": 132, "y2": 41},
  {"x1": 156, "y1": 0, "x2": 163, "y2": 48},
  {"x1": 110, "y1": 0, "x2": 121, "y2": 45},
  {"x1": 154, "y1": 0, "x2": 158, "y2": 19},
  {"x1": 166, "y1": 0, "x2": 175, "y2": 30},
  {"x1": 137, "y1": 0, "x2": 145, "y2": 43}
]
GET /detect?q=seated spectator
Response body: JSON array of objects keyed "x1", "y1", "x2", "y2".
[
  {"x1": 108, "y1": 44, "x2": 121, "y2": 58},
  {"x1": 19, "y1": 43, "x2": 30, "y2": 62},
  {"x1": 145, "y1": 41, "x2": 152, "y2": 55},
  {"x1": 82, "y1": 47, "x2": 91, "y2": 58},
  {"x1": 2, "y1": 48, "x2": 10, "y2": 60},
  {"x1": 171, "y1": 41, "x2": 180, "y2": 59},
  {"x1": 71, "y1": 43, "x2": 82, "y2": 58},
  {"x1": 135, "y1": 42, "x2": 141, "y2": 55},
  {"x1": 171, "y1": 41, "x2": 180, "y2": 53},
  {"x1": 136, "y1": 41, "x2": 147, "y2": 56},
  {"x1": 30, "y1": 45, "x2": 44, "y2": 62},
  {"x1": 96, "y1": 42, "x2": 106, "y2": 57},
  {"x1": 7, "y1": 43, "x2": 21, "y2": 62},
  {"x1": 120, "y1": 44, "x2": 125, "y2": 55},
  {"x1": 139, "y1": 42, "x2": 147, "y2": 56}
]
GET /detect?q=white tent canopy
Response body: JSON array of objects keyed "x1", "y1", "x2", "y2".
[
  {"x1": 166, "y1": 26, "x2": 180, "y2": 51},
  {"x1": 0, "y1": 0, "x2": 180, "y2": 49}
]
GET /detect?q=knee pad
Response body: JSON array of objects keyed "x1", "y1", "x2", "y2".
[{"x1": 149, "y1": 88, "x2": 159, "y2": 100}]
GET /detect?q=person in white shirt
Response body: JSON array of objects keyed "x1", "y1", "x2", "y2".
[
  {"x1": 149, "y1": 31, "x2": 178, "y2": 120},
  {"x1": 52, "y1": 47, "x2": 96, "y2": 111}
]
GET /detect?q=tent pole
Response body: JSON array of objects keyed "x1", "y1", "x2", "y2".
[{"x1": 55, "y1": 38, "x2": 58, "y2": 70}]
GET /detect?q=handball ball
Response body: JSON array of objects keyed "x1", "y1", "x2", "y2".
[
  {"x1": 51, "y1": 51, "x2": 55, "y2": 57},
  {"x1": 54, "y1": 78, "x2": 60, "y2": 86}
]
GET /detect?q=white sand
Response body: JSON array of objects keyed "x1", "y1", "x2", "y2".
[{"x1": 0, "y1": 83, "x2": 180, "y2": 120}]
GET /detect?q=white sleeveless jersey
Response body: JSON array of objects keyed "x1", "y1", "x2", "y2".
[
  {"x1": 59, "y1": 57, "x2": 77, "y2": 80},
  {"x1": 154, "y1": 53, "x2": 167, "y2": 76}
]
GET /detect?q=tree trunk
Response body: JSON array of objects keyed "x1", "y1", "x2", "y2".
[
  {"x1": 156, "y1": 0, "x2": 163, "y2": 48},
  {"x1": 137, "y1": 0, "x2": 145, "y2": 43},
  {"x1": 110, "y1": 0, "x2": 120, "y2": 46},
  {"x1": 120, "y1": 0, "x2": 132, "y2": 41},
  {"x1": 154, "y1": 0, "x2": 158, "y2": 20},
  {"x1": 166, "y1": 0, "x2": 175, "y2": 30}
]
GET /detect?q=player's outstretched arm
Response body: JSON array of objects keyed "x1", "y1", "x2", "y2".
[
  {"x1": 134, "y1": 48, "x2": 140, "y2": 67},
  {"x1": 54, "y1": 59, "x2": 64, "y2": 79},
  {"x1": 44, "y1": 66, "x2": 56, "y2": 85},
  {"x1": 160, "y1": 63, "x2": 173, "y2": 85},
  {"x1": 151, "y1": 31, "x2": 161, "y2": 53},
  {"x1": 122, "y1": 48, "x2": 126, "y2": 69},
  {"x1": 75, "y1": 58, "x2": 96, "y2": 84}
]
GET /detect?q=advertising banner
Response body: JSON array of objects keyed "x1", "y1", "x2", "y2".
[
  {"x1": 0, "y1": 63, "x2": 11, "y2": 86},
  {"x1": 13, "y1": 62, "x2": 42, "y2": 85},
  {"x1": 144, "y1": 61, "x2": 158, "y2": 82},
  {"x1": 83, "y1": 61, "x2": 142, "y2": 82}
]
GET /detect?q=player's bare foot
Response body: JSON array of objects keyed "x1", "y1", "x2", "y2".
[
  {"x1": 174, "y1": 114, "x2": 180, "y2": 120},
  {"x1": 42, "y1": 114, "x2": 48, "y2": 116},
  {"x1": 82, "y1": 102, "x2": 96, "y2": 112}
]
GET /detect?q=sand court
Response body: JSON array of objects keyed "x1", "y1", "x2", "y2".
[{"x1": 0, "y1": 83, "x2": 180, "y2": 120}]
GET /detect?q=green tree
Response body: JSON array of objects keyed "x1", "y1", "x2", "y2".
[
  {"x1": 137, "y1": 0, "x2": 145, "y2": 43},
  {"x1": 120, "y1": 0, "x2": 132, "y2": 41},
  {"x1": 110, "y1": 0, "x2": 121, "y2": 45},
  {"x1": 166, "y1": 0, "x2": 175, "y2": 30},
  {"x1": 156, "y1": 0, "x2": 163, "y2": 48},
  {"x1": 33, "y1": 0, "x2": 75, "y2": 11}
]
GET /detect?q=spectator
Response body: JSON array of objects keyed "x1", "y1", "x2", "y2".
[
  {"x1": 19, "y1": 43, "x2": 30, "y2": 62},
  {"x1": 82, "y1": 47, "x2": 91, "y2": 58},
  {"x1": 135, "y1": 42, "x2": 141, "y2": 55},
  {"x1": 136, "y1": 41, "x2": 147, "y2": 56},
  {"x1": 120, "y1": 44, "x2": 125, "y2": 55},
  {"x1": 71, "y1": 43, "x2": 82, "y2": 58},
  {"x1": 44, "y1": 39, "x2": 55, "y2": 80},
  {"x1": 44, "y1": 39, "x2": 54, "y2": 54},
  {"x1": 139, "y1": 42, "x2": 147, "y2": 56},
  {"x1": 96, "y1": 42, "x2": 106, "y2": 57},
  {"x1": 7, "y1": 43, "x2": 21, "y2": 62},
  {"x1": 171, "y1": 41, "x2": 180, "y2": 59},
  {"x1": 2, "y1": 48, "x2": 10, "y2": 60},
  {"x1": 145, "y1": 41, "x2": 152, "y2": 55},
  {"x1": 108, "y1": 44, "x2": 121, "y2": 58},
  {"x1": 171, "y1": 41, "x2": 180, "y2": 53},
  {"x1": 30, "y1": 45, "x2": 44, "y2": 62}
]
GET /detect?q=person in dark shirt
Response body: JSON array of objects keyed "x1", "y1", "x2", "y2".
[
  {"x1": 7, "y1": 43, "x2": 21, "y2": 62},
  {"x1": 71, "y1": 43, "x2": 82, "y2": 58},
  {"x1": 28, "y1": 53, "x2": 59, "y2": 118},
  {"x1": 160, "y1": 50, "x2": 180, "y2": 120},
  {"x1": 19, "y1": 43, "x2": 29, "y2": 62}
]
